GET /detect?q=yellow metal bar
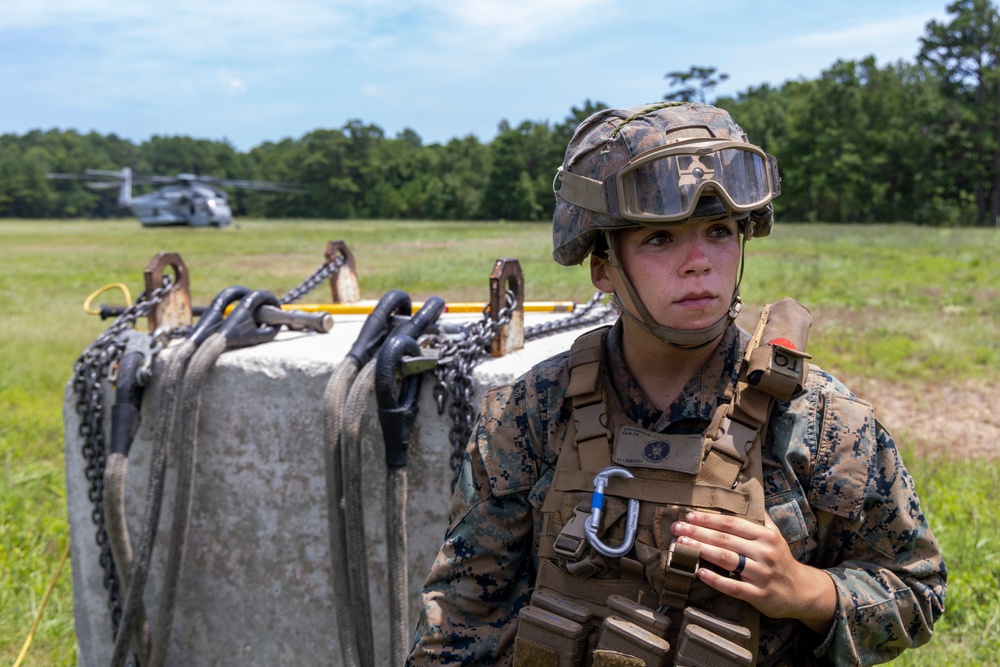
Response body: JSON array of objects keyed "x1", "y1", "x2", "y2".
[{"x1": 283, "y1": 301, "x2": 577, "y2": 315}]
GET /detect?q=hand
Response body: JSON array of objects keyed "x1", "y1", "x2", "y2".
[{"x1": 671, "y1": 511, "x2": 836, "y2": 635}]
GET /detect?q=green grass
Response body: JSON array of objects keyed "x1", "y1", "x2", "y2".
[
  {"x1": 893, "y1": 452, "x2": 1000, "y2": 665},
  {"x1": 1, "y1": 219, "x2": 998, "y2": 665}
]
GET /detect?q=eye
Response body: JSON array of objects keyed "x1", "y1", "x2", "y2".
[
  {"x1": 643, "y1": 230, "x2": 673, "y2": 246},
  {"x1": 707, "y1": 222, "x2": 737, "y2": 240}
]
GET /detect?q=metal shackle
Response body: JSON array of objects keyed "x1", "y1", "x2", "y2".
[{"x1": 584, "y1": 466, "x2": 639, "y2": 558}]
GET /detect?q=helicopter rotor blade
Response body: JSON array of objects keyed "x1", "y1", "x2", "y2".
[
  {"x1": 210, "y1": 178, "x2": 308, "y2": 194},
  {"x1": 48, "y1": 168, "x2": 307, "y2": 195},
  {"x1": 47, "y1": 172, "x2": 112, "y2": 181},
  {"x1": 83, "y1": 169, "x2": 128, "y2": 178},
  {"x1": 47, "y1": 173, "x2": 122, "y2": 188},
  {"x1": 132, "y1": 175, "x2": 178, "y2": 185}
]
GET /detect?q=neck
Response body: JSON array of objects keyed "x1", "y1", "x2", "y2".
[{"x1": 620, "y1": 316, "x2": 721, "y2": 411}]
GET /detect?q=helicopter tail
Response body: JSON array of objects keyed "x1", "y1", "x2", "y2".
[
  {"x1": 117, "y1": 167, "x2": 132, "y2": 207},
  {"x1": 80, "y1": 167, "x2": 132, "y2": 206}
]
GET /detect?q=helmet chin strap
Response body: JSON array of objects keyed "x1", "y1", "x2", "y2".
[{"x1": 603, "y1": 230, "x2": 746, "y2": 350}]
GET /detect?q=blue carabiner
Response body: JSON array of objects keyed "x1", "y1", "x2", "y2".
[{"x1": 584, "y1": 466, "x2": 639, "y2": 558}]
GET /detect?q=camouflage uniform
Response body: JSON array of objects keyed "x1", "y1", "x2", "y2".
[{"x1": 407, "y1": 321, "x2": 946, "y2": 666}]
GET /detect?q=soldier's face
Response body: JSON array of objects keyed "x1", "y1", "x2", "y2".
[{"x1": 591, "y1": 218, "x2": 742, "y2": 333}]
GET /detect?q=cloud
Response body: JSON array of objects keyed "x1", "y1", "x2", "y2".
[
  {"x1": 787, "y1": 13, "x2": 936, "y2": 52},
  {"x1": 361, "y1": 82, "x2": 388, "y2": 99},
  {"x1": 438, "y1": 0, "x2": 612, "y2": 49},
  {"x1": 0, "y1": 0, "x2": 954, "y2": 151},
  {"x1": 218, "y1": 69, "x2": 247, "y2": 97},
  {"x1": 1, "y1": 0, "x2": 617, "y2": 89},
  {"x1": 0, "y1": 0, "x2": 353, "y2": 58}
]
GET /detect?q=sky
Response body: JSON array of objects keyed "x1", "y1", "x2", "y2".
[{"x1": 0, "y1": 0, "x2": 952, "y2": 153}]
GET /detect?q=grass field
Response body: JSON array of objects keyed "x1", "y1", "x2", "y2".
[{"x1": 1, "y1": 219, "x2": 998, "y2": 665}]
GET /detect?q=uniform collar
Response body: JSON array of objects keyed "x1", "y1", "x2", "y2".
[{"x1": 605, "y1": 319, "x2": 748, "y2": 432}]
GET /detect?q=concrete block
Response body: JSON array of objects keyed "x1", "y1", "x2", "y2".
[{"x1": 65, "y1": 312, "x2": 606, "y2": 666}]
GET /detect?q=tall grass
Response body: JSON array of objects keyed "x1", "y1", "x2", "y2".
[{"x1": 1, "y1": 219, "x2": 997, "y2": 665}]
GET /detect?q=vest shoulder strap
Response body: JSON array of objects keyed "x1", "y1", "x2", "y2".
[
  {"x1": 728, "y1": 298, "x2": 813, "y2": 430},
  {"x1": 566, "y1": 325, "x2": 610, "y2": 397},
  {"x1": 566, "y1": 325, "x2": 613, "y2": 472}
]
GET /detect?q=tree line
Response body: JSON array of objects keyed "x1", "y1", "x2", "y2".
[{"x1": 2, "y1": 0, "x2": 998, "y2": 227}]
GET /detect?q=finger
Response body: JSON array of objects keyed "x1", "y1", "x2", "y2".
[
  {"x1": 695, "y1": 563, "x2": 753, "y2": 600},
  {"x1": 678, "y1": 536, "x2": 752, "y2": 578},
  {"x1": 682, "y1": 511, "x2": 762, "y2": 540},
  {"x1": 672, "y1": 518, "x2": 754, "y2": 556}
]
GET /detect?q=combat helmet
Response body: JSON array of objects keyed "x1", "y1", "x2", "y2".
[{"x1": 552, "y1": 102, "x2": 781, "y2": 348}]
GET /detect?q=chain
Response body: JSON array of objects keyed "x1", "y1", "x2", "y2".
[
  {"x1": 71, "y1": 253, "x2": 344, "y2": 638},
  {"x1": 430, "y1": 291, "x2": 615, "y2": 489},
  {"x1": 280, "y1": 254, "x2": 347, "y2": 304},
  {"x1": 524, "y1": 291, "x2": 614, "y2": 340},
  {"x1": 431, "y1": 291, "x2": 516, "y2": 488},
  {"x1": 72, "y1": 276, "x2": 176, "y2": 638}
]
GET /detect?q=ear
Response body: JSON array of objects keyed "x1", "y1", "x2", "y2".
[{"x1": 590, "y1": 253, "x2": 615, "y2": 293}]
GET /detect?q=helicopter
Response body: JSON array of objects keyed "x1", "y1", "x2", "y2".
[{"x1": 46, "y1": 167, "x2": 305, "y2": 227}]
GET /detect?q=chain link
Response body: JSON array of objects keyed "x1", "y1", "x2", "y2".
[
  {"x1": 280, "y1": 254, "x2": 347, "y2": 304},
  {"x1": 430, "y1": 291, "x2": 514, "y2": 487},
  {"x1": 73, "y1": 252, "x2": 612, "y2": 633},
  {"x1": 431, "y1": 291, "x2": 615, "y2": 489},
  {"x1": 73, "y1": 252, "x2": 343, "y2": 635},
  {"x1": 524, "y1": 291, "x2": 614, "y2": 340},
  {"x1": 72, "y1": 276, "x2": 178, "y2": 637},
  {"x1": 72, "y1": 250, "x2": 343, "y2": 637}
]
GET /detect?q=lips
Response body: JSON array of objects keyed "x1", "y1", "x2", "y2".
[{"x1": 675, "y1": 292, "x2": 717, "y2": 308}]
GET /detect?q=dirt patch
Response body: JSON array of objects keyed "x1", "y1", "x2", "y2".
[{"x1": 847, "y1": 377, "x2": 1000, "y2": 460}]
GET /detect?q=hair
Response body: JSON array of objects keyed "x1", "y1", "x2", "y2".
[{"x1": 591, "y1": 232, "x2": 609, "y2": 260}]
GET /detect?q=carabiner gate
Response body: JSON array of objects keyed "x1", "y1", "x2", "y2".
[{"x1": 584, "y1": 466, "x2": 639, "y2": 558}]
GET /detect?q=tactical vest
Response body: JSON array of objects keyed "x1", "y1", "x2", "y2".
[{"x1": 514, "y1": 298, "x2": 812, "y2": 667}]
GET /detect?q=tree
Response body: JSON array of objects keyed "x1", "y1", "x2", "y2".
[
  {"x1": 919, "y1": 0, "x2": 1000, "y2": 226},
  {"x1": 718, "y1": 57, "x2": 956, "y2": 224},
  {"x1": 430, "y1": 136, "x2": 490, "y2": 219},
  {"x1": 482, "y1": 120, "x2": 561, "y2": 221},
  {"x1": 0, "y1": 143, "x2": 52, "y2": 217},
  {"x1": 664, "y1": 66, "x2": 729, "y2": 103},
  {"x1": 553, "y1": 99, "x2": 609, "y2": 148}
]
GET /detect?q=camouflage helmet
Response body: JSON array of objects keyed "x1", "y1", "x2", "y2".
[{"x1": 552, "y1": 102, "x2": 778, "y2": 266}]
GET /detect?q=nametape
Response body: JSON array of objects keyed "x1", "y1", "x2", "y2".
[{"x1": 612, "y1": 425, "x2": 703, "y2": 474}]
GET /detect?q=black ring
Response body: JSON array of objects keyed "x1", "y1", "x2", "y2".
[{"x1": 732, "y1": 553, "x2": 746, "y2": 576}]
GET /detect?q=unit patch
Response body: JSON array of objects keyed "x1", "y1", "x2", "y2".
[{"x1": 612, "y1": 425, "x2": 703, "y2": 473}]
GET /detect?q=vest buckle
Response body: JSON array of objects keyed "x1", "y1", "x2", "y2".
[
  {"x1": 706, "y1": 413, "x2": 757, "y2": 472},
  {"x1": 553, "y1": 508, "x2": 591, "y2": 560},
  {"x1": 655, "y1": 537, "x2": 701, "y2": 611}
]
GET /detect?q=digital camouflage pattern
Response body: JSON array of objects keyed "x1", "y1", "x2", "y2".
[
  {"x1": 407, "y1": 321, "x2": 946, "y2": 666},
  {"x1": 552, "y1": 102, "x2": 763, "y2": 266}
]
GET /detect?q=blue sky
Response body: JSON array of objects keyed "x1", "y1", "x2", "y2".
[{"x1": 1, "y1": 0, "x2": 951, "y2": 152}]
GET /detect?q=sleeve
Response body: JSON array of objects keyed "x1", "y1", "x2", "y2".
[
  {"x1": 406, "y1": 381, "x2": 540, "y2": 666},
  {"x1": 807, "y1": 390, "x2": 947, "y2": 666}
]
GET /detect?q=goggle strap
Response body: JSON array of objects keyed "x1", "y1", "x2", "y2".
[
  {"x1": 616, "y1": 294, "x2": 728, "y2": 349},
  {"x1": 603, "y1": 229, "x2": 621, "y2": 268},
  {"x1": 555, "y1": 168, "x2": 607, "y2": 214}
]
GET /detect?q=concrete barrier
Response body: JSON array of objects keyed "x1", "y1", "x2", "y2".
[{"x1": 64, "y1": 312, "x2": 607, "y2": 666}]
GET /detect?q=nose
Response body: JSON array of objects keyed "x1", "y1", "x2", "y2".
[{"x1": 680, "y1": 237, "x2": 712, "y2": 275}]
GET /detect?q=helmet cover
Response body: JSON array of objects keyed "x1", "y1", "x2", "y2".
[{"x1": 552, "y1": 102, "x2": 774, "y2": 266}]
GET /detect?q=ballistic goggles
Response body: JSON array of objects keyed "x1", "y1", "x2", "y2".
[{"x1": 554, "y1": 138, "x2": 781, "y2": 224}]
